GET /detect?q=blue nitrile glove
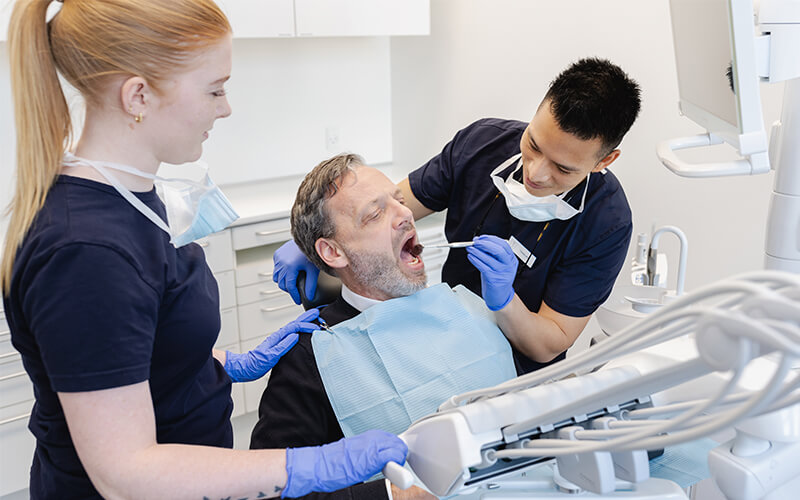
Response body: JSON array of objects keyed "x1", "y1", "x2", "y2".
[
  {"x1": 224, "y1": 308, "x2": 320, "y2": 382},
  {"x1": 282, "y1": 429, "x2": 408, "y2": 498},
  {"x1": 273, "y1": 240, "x2": 320, "y2": 305},
  {"x1": 466, "y1": 234, "x2": 519, "y2": 311}
]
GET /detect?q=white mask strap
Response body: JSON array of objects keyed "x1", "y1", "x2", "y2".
[
  {"x1": 577, "y1": 172, "x2": 591, "y2": 210},
  {"x1": 490, "y1": 153, "x2": 523, "y2": 178},
  {"x1": 91, "y1": 163, "x2": 172, "y2": 235},
  {"x1": 64, "y1": 153, "x2": 172, "y2": 235},
  {"x1": 63, "y1": 152, "x2": 208, "y2": 188}
]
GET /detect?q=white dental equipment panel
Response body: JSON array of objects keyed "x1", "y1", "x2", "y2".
[{"x1": 391, "y1": 271, "x2": 800, "y2": 499}]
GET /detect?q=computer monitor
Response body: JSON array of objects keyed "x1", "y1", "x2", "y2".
[{"x1": 668, "y1": 0, "x2": 767, "y2": 157}]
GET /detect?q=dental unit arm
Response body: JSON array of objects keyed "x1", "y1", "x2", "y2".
[
  {"x1": 656, "y1": 0, "x2": 771, "y2": 178},
  {"x1": 384, "y1": 271, "x2": 800, "y2": 498},
  {"x1": 658, "y1": 0, "x2": 800, "y2": 272}
]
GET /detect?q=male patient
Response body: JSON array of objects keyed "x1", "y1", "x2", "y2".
[{"x1": 250, "y1": 153, "x2": 510, "y2": 499}]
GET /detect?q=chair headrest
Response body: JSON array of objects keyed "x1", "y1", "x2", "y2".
[{"x1": 298, "y1": 270, "x2": 343, "y2": 310}]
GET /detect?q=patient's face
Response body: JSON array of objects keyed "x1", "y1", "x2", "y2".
[{"x1": 326, "y1": 166, "x2": 427, "y2": 300}]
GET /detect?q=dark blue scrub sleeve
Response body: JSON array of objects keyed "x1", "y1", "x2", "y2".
[{"x1": 23, "y1": 243, "x2": 159, "y2": 392}]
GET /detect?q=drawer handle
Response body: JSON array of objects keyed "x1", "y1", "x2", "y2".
[
  {"x1": 0, "y1": 330, "x2": 10, "y2": 339},
  {"x1": 0, "y1": 351, "x2": 20, "y2": 361},
  {"x1": 0, "y1": 412, "x2": 30, "y2": 426},
  {"x1": 255, "y1": 229, "x2": 287, "y2": 237},
  {"x1": 260, "y1": 303, "x2": 296, "y2": 313},
  {"x1": 197, "y1": 241, "x2": 210, "y2": 248},
  {"x1": 257, "y1": 271, "x2": 274, "y2": 278},
  {"x1": 259, "y1": 289, "x2": 284, "y2": 297},
  {"x1": 0, "y1": 370, "x2": 26, "y2": 383}
]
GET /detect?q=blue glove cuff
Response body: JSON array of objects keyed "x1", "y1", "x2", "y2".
[
  {"x1": 487, "y1": 290, "x2": 514, "y2": 311},
  {"x1": 283, "y1": 446, "x2": 318, "y2": 498},
  {"x1": 222, "y1": 350, "x2": 246, "y2": 383}
]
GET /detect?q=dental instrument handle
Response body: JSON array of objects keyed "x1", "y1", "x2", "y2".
[
  {"x1": 382, "y1": 461, "x2": 414, "y2": 490},
  {"x1": 426, "y1": 241, "x2": 474, "y2": 249}
]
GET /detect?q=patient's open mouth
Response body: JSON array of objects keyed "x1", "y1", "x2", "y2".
[{"x1": 400, "y1": 234, "x2": 424, "y2": 266}]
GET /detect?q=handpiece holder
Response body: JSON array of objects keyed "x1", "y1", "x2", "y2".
[
  {"x1": 656, "y1": 132, "x2": 770, "y2": 178},
  {"x1": 383, "y1": 461, "x2": 414, "y2": 490}
]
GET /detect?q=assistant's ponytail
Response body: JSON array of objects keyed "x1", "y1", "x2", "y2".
[{"x1": 2, "y1": 0, "x2": 72, "y2": 295}]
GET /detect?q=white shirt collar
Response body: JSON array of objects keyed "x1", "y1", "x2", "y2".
[{"x1": 340, "y1": 283, "x2": 384, "y2": 312}]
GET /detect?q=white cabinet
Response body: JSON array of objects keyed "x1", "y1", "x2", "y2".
[
  {"x1": 240, "y1": 337, "x2": 271, "y2": 413},
  {"x1": 0, "y1": 303, "x2": 35, "y2": 498},
  {"x1": 295, "y1": 0, "x2": 429, "y2": 37},
  {"x1": 0, "y1": 400, "x2": 35, "y2": 496},
  {"x1": 221, "y1": 0, "x2": 429, "y2": 38},
  {"x1": 0, "y1": 0, "x2": 429, "y2": 43},
  {"x1": 0, "y1": 0, "x2": 13, "y2": 42},
  {"x1": 218, "y1": 0, "x2": 295, "y2": 38}
]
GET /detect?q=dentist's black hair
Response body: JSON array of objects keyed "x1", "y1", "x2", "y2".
[{"x1": 543, "y1": 57, "x2": 641, "y2": 157}]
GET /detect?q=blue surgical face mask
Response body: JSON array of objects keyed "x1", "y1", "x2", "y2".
[
  {"x1": 62, "y1": 152, "x2": 239, "y2": 247},
  {"x1": 491, "y1": 153, "x2": 590, "y2": 222}
]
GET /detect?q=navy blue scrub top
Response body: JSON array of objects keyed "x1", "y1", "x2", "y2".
[
  {"x1": 3, "y1": 176, "x2": 233, "y2": 499},
  {"x1": 409, "y1": 118, "x2": 632, "y2": 375}
]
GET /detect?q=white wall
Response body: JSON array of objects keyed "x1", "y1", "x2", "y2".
[
  {"x1": 200, "y1": 37, "x2": 392, "y2": 185},
  {"x1": 390, "y1": 0, "x2": 784, "y2": 294}
]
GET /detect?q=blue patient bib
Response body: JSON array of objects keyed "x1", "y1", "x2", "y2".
[{"x1": 312, "y1": 283, "x2": 517, "y2": 437}]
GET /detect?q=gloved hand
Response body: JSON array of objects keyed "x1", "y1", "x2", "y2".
[
  {"x1": 282, "y1": 429, "x2": 408, "y2": 498},
  {"x1": 224, "y1": 308, "x2": 320, "y2": 382},
  {"x1": 466, "y1": 234, "x2": 518, "y2": 311},
  {"x1": 273, "y1": 240, "x2": 320, "y2": 305}
]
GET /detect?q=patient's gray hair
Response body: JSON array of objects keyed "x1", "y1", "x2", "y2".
[{"x1": 291, "y1": 153, "x2": 365, "y2": 274}]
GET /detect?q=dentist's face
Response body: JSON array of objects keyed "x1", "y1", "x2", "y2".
[
  {"x1": 324, "y1": 166, "x2": 427, "y2": 300},
  {"x1": 519, "y1": 100, "x2": 611, "y2": 197}
]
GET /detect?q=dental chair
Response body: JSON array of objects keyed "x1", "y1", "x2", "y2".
[{"x1": 297, "y1": 270, "x2": 343, "y2": 310}]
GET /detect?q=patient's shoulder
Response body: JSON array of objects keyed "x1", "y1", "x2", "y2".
[{"x1": 275, "y1": 331, "x2": 317, "y2": 372}]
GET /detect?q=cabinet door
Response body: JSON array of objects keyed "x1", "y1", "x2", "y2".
[
  {"x1": 218, "y1": 0, "x2": 295, "y2": 38},
  {"x1": 0, "y1": 400, "x2": 35, "y2": 497},
  {"x1": 198, "y1": 229, "x2": 235, "y2": 274},
  {"x1": 240, "y1": 338, "x2": 271, "y2": 414},
  {"x1": 0, "y1": 0, "x2": 11, "y2": 42},
  {"x1": 294, "y1": 0, "x2": 429, "y2": 37}
]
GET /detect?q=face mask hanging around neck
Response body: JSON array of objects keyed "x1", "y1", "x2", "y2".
[
  {"x1": 62, "y1": 152, "x2": 239, "y2": 247},
  {"x1": 490, "y1": 153, "x2": 590, "y2": 222}
]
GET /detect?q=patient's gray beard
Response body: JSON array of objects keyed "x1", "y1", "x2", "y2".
[{"x1": 344, "y1": 247, "x2": 426, "y2": 299}]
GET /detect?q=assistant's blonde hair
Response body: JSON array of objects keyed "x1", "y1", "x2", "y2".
[{"x1": 1, "y1": 0, "x2": 231, "y2": 294}]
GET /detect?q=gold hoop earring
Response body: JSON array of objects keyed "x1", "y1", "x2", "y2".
[{"x1": 134, "y1": 112, "x2": 143, "y2": 123}]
